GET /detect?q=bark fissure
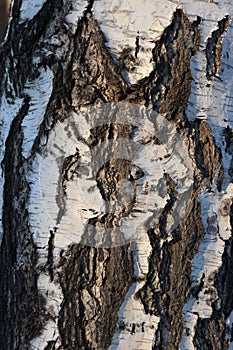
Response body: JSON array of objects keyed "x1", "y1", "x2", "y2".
[{"x1": 206, "y1": 16, "x2": 231, "y2": 81}]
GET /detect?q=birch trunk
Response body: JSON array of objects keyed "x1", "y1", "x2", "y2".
[{"x1": 0, "y1": 1, "x2": 233, "y2": 349}]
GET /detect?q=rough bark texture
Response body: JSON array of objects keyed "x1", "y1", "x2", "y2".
[{"x1": 0, "y1": 1, "x2": 233, "y2": 350}]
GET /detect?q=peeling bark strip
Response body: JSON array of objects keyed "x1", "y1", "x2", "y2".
[{"x1": 0, "y1": 1, "x2": 233, "y2": 350}]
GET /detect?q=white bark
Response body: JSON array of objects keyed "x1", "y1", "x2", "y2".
[{"x1": 0, "y1": 1, "x2": 233, "y2": 349}]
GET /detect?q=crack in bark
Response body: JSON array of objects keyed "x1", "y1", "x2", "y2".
[
  {"x1": 206, "y1": 16, "x2": 231, "y2": 81},
  {"x1": 47, "y1": 229, "x2": 55, "y2": 282}
]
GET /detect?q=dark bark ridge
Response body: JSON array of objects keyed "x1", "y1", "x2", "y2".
[{"x1": 206, "y1": 16, "x2": 231, "y2": 81}]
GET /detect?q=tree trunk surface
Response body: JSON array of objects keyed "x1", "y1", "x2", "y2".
[{"x1": 0, "y1": 1, "x2": 233, "y2": 349}]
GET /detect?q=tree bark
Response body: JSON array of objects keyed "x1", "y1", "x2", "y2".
[
  {"x1": 0, "y1": 1, "x2": 233, "y2": 349},
  {"x1": 0, "y1": 0, "x2": 10, "y2": 42}
]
